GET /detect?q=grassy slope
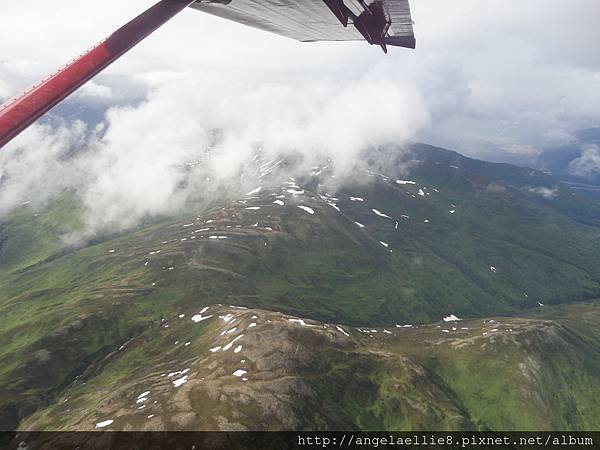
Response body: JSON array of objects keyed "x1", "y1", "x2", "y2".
[
  {"x1": 320, "y1": 303, "x2": 600, "y2": 431},
  {"x1": 16, "y1": 303, "x2": 600, "y2": 432},
  {"x1": 3, "y1": 145, "x2": 600, "y2": 429}
]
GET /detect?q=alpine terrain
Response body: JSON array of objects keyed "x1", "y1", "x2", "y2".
[{"x1": 2, "y1": 143, "x2": 600, "y2": 432}]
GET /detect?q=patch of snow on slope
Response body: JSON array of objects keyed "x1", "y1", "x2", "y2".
[
  {"x1": 372, "y1": 209, "x2": 392, "y2": 219},
  {"x1": 192, "y1": 313, "x2": 212, "y2": 323},
  {"x1": 95, "y1": 420, "x2": 113, "y2": 429},
  {"x1": 298, "y1": 206, "x2": 315, "y2": 215},
  {"x1": 396, "y1": 180, "x2": 416, "y2": 185},
  {"x1": 443, "y1": 315, "x2": 461, "y2": 322},
  {"x1": 245, "y1": 187, "x2": 262, "y2": 196}
]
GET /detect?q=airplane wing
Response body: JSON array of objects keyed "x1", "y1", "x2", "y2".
[{"x1": 191, "y1": 0, "x2": 415, "y2": 52}]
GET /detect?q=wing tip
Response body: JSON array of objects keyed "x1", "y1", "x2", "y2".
[{"x1": 385, "y1": 35, "x2": 416, "y2": 50}]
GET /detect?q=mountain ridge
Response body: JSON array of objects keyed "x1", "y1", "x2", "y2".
[{"x1": 3, "y1": 142, "x2": 600, "y2": 430}]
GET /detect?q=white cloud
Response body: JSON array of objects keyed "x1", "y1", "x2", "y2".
[
  {"x1": 1, "y1": 0, "x2": 600, "y2": 234},
  {"x1": 0, "y1": 121, "x2": 87, "y2": 215},
  {"x1": 74, "y1": 81, "x2": 114, "y2": 101},
  {"x1": 81, "y1": 71, "x2": 426, "y2": 232},
  {"x1": 569, "y1": 145, "x2": 600, "y2": 178},
  {"x1": 0, "y1": 69, "x2": 427, "y2": 235},
  {"x1": 526, "y1": 186, "x2": 558, "y2": 200}
]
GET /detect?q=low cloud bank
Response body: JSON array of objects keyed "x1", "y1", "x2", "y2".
[
  {"x1": 0, "y1": 71, "x2": 428, "y2": 237},
  {"x1": 569, "y1": 145, "x2": 600, "y2": 178}
]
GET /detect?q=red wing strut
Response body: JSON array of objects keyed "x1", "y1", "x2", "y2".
[{"x1": 0, "y1": 0, "x2": 195, "y2": 149}]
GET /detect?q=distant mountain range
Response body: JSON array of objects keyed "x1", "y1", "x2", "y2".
[
  {"x1": 489, "y1": 127, "x2": 600, "y2": 200},
  {"x1": 3, "y1": 142, "x2": 600, "y2": 432},
  {"x1": 533, "y1": 128, "x2": 600, "y2": 200}
]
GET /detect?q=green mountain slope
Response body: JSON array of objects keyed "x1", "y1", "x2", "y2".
[
  {"x1": 2, "y1": 143, "x2": 600, "y2": 430},
  {"x1": 17, "y1": 303, "x2": 600, "y2": 431}
]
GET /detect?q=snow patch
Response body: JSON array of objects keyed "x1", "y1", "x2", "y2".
[
  {"x1": 192, "y1": 314, "x2": 212, "y2": 323},
  {"x1": 245, "y1": 187, "x2": 262, "y2": 196},
  {"x1": 372, "y1": 209, "x2": 392, "y2": 219},
  {"x1": 443, "y1": 315, "x2": 461, "y2": 322},
  {"x1": 220, "y1": 327, "x2": 238, "y2": 336},
  {"x1": 336, "y1": 326, "x2": 350, "y2": 337},
  {"x1": 219, "y1": 314, "x2": 235, "y2": 324},
  {"x1": 95, "y1": 420, "x2": 113, "y2": 429},
  {"x1": 223, "y1": 334, "x2": 244, "y2": 351},
  {"x1": 172, "y1": 376, "x2": 188, "y2": 387},
  {"x1": 297, "y1": 205, "x2": 315, "y2": 215},
  {"x1": 167, "y1": 368, "x2": 190, "y2": 378},
  {"x1": 289, "y1": 318, "x2": 313, "y2": 327}
]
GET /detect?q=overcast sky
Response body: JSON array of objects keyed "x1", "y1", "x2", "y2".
[
  {"x1": 1, "y1": 0, "x2": 600, "y2": 232},
  {"x1": 2, "y1": 0, "x2": 600, "y2": 152}
]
